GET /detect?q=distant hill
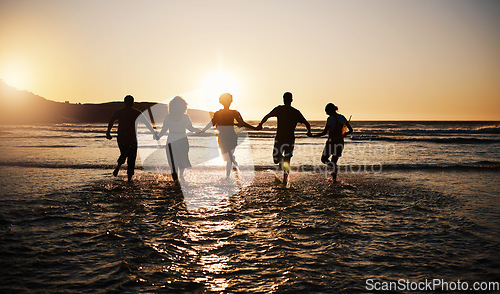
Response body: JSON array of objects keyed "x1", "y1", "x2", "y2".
[{"x1": 0, "y1": 81, "x2": 212, "y2": 124}]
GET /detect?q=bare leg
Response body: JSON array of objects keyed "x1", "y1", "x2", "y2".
[
  {"x1": 283, "y1": 158, "x2": 291, "y2": 185},
  {"x1": 226, "y1": 150, "x2": 236, "y2": 178},
  {"x1": 331, "y1": 156, "x2": 339, "y2": 182},
  {"x1": 113, "y1": 164, "x2": 121, "y2": 177},
  {"x1": 179, "y1": 168, "x2": 185, "y2": 181},
  {"x1": 114, "y1": 145, "x2": 128, "y2": 177},
  {"x1": 226, "y1": 161, "x2": 232, "y2": 178}
]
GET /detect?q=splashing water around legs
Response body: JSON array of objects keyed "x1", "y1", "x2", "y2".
[{"x1": 283, "y1": 160, "x2": 290, "y2": 185}]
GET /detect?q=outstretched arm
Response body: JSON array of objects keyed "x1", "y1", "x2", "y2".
[
  {"x1": 138, "y1": 114, "x2": 156, "y2": 133},
  {"x1": 138, "y1": 114, "x2": 159, "y2": 140},
  {"x1": 312, "y1": 124, "x2": 329, "y2": 137},
  {"x1": 158, "y1": 117, "x2": 169, "y2": 138},
  {"x1": 298, "y1": 112, "x2": 312, "y2": 136},
  {"x1": 106, "y1": 112, "x2": 118, "y2": 140},
  {"x1": 256, "y1": 108, "x2": 277, "y2": 130},
  {"x1": 303, "y1": 120, "x2": 312, "y2": 136},
  {"x1": 235, "y1": 112, "x2": 257, "y2": 130},
  {"x1": 198, "y1": 119, "x2": 214, "y2": 133},
  {"x1": 344, "y1": 122, "x2": 354, "y2": 137},
  {"x1": 186, "y1": 117, "x2": 201, "y2": 133}
]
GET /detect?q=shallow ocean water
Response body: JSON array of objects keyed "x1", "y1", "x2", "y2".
[
  {"x1": 1, "y1": 170, "x2": 498, "y2": 293},
  {"x1": 0, "y1": 121, "x2": 499, "y2": 292}
]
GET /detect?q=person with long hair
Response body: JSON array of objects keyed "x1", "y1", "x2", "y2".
[{"x1": 158, "y1": 96, "x2": 201, "y2": 182}]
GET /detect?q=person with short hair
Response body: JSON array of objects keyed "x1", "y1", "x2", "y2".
[
  {"x1": 310, "y1": 103, "x2": 353, "y2": 182},
  {"x1": 199, "y1": 93, "x2": 257, "y2": 178},
  {"x1": 257, "y1": 92, "x2": 312, "y2": 183},
  {"x1": 106, "y1": 95, "x2": 157, "y2": 182}
]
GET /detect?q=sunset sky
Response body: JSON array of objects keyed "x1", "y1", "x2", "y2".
[{"x1": 1, "y1": 0, "x2": 499, "y2": 120}]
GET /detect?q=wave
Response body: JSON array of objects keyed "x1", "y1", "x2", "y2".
[
  {"x1": 350, "y1": 136, "x2": 500, "y2": 144},
  {"x1": 5, "y1": 135, "x2": 105, "y2": 139},
  {"x1": 363, "y1": 163, "x2": 500, "y2": 171},
  {"x1": 15, "y1": 145, "x2": 82, "y2": 148},
  {"x1": 0, "y1": 161, "x2": 115, "y2": 170},
  {"x1": 355, "y1": 126, "x2": 500, "y2": 136}
]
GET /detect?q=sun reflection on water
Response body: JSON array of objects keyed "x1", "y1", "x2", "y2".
[{"x1": 190, "y1": 217, "x2": 235, "y2": 292}]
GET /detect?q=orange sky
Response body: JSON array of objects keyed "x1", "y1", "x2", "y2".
[{"x1": 1, "y1": 0, "x2": 499, "y2": 120}]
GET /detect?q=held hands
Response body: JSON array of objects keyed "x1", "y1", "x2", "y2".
[
  {"x1": 255, "y1": 123, "x2": 263, "y2": 131},
  {"x1": 153, "y1": 131, "x2": 159, "y2": 140},
  {"x1": 306, "y1": 131, "x2": 313, "y2": 137},
  {"x1": 106, "y1": 132, "x2": 112, "y2": 140}
]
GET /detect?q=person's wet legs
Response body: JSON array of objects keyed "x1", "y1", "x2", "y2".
[
  {"x1": 225, "y1": 150, "x2": 236, "y2": 178},
  {"x1": 126, "y1": 144, "x2": 137, "y2": 182},
  {"x1": 114, "y1": 144, "x2": 129, "y2": 177},
  {"x1": 273, "y1": 140, "x2": 282, "y2": 165},
  {"x1": 179, "y1": 167, "x2": 185, "y2": 182},
  {"x1": 283, "y1": 157, "x2": 291, "y2": 184},
  {"x1": 321, "y1": 144, "x2": 342, "y2": 182},
  {"x1": 331, "y1": 155, "x2": 339, "y2": 182},
  {"x1": 281, "y1": 144, "x2": 293, "y2": 185},
  {"x1": 321, "y1": 154, "x2": 335, "y2": 180}
]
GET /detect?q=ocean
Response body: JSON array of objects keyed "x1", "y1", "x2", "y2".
[{"x1": 0, "y1": 121, "x2": 499, "y2": 292}]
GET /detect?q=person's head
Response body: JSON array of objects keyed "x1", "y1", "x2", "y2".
[
  {"x1": 325, "y1": 103, "x2": 338, "y2": 115},
  {"x1": 283, "y1": 92, "x2": 293, "y2": 106},
  {"x1": 219, "y1": 93, "x2": 233, "y2": 108},
  {"x1": 169, "y1": 96, "x2": 188, "y2": 115},
  {"x1": 124, "y1": 95, "x2": 134, "y2": 107}
]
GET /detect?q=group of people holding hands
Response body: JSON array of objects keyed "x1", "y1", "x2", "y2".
[{"x1": 106, "y1": 92, "x2": 353, "y2": 184}]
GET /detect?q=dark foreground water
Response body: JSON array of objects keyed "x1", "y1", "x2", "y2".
[
  {"x1": 1, "y1": 121, "x2": 499, "y2": 292},
  {"x1": 1, "y1": 170, "x2": 498, "y2": 293}
]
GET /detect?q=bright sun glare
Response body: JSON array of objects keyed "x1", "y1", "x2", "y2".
[
  {"x1": 200, "y1": 71, "x2": 240, "y2": 102},
  {"x1": 2, "y1": 70, "x2": 26, "y2": 90}
]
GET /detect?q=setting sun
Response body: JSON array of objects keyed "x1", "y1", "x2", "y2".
[
  {"x1": 1, "y1": 66, "x2": 28, "y2": 90},
  {"x1": 200, "y1": 71, "x2": 241, "y2": 102}
]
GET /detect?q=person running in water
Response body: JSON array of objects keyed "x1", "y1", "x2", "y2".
[
  {"x1": 158, "y1": 96, "x2": 201, "y2": 182},
  {"x1": 256, "y1": 92, "x2": 312, "y2": 184},
  {"x1": 106, "y1": 95, "x2": 157, "y2": 182},
  {"x1": 200, "y1": 93, "x2": 257, "y2": 178},
  {"x1": 310, "y1": 103, "x2": 353, "y2": 182}
]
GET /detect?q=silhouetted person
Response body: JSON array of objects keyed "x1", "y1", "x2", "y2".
[
  {"x1": 158, "y1": 96, "x2": 201, "y2": 182},
  {"x1": 257, "y1": 92, "x2": 311, "y2": 184},
  {"x1": 200, "y1": 93, "x2": 257, "y2": 178},
  {"x1": 106, "y1": 95, "x2": 157, "y2": 182},
  {"x1": 310, "y1": 103, "x2": 353, "y2": 182}
]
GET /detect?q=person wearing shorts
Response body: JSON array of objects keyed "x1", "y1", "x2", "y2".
[
  {"x1": 257, "y1": 92, "x2": 312, "y2": 183},
  {"x1": 311, "y1": 103, "x2": 353, "y2": 182},
  {"x1": 106, "y1": 95, "x2": 157, "y2": 182}
]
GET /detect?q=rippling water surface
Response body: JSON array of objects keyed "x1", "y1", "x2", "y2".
[{"x1": 0, "y1": 122, "x2": 499, "y2": 292}]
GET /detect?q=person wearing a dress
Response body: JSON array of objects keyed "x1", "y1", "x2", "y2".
[
  {"x1": 200, "y1": 93, "x2": 257, "y2": 178},
  {"x1": 158, "y1": 96, "x2": 201, "y2": 181}
]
